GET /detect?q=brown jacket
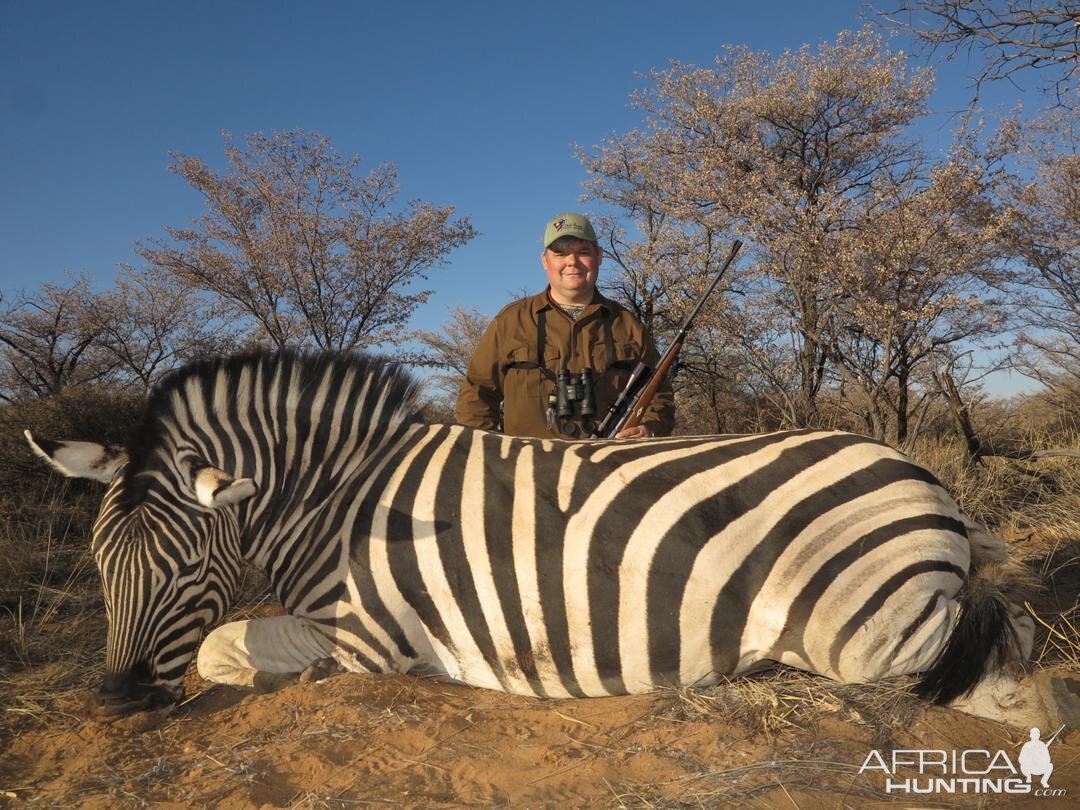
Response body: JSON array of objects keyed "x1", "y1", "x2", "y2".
[{"x1": 455, "y1": 289, "x2": 675, "y2": 439}]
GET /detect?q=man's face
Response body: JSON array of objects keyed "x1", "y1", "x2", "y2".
[{"x1": 542, "y1": 239, "x2": 602, "y2": 305}]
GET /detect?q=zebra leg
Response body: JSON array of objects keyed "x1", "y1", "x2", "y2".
[
  {"x1": 903, "y1": 526, "x2": 1080, "y2": 728},
  {"x1": 948, "y1": 667, "x2": 1080, "y2": 729},
  {"x1": 197, "y1": 615, "x2": 338, "y2": 692}
]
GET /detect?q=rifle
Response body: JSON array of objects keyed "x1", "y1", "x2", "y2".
[{"x1": 591, "y1": 239, "x2": 742, "y2": 438}]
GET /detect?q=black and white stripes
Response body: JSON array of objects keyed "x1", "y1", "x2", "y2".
[
  {"x1": 29, "y1": 349, "x2": 1032, "y2": 714},
  {"x1": 330, "y1": 424, "x2": 973, "y2": 698}
]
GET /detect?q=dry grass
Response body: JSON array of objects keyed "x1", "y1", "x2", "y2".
[
  {"x1": 656, "y1": 669, "x2": 919, "y2": 740},
  {"x1": 1, "y1": 417, "x2": 1078, "y2": 806},
  {"x1": 0, "y1": 477, "x2": 273, "y2": 746},
  {"x1": 1022, "y1": 533, "x2": 1080, "y2": 672},
  {"x1": 911, "y1": 431, "x2": 1080, "y2": 539},
  {"x1": 605, "y1": 758, "x2": 894, "y2": 809},
  {"x1": 591, "y1": 671, "x2": 920, "y2": 807},
  {"x1": 0, "y1": 577, "x2": 105, "y2": 745},
  {"x1": 0, "y1": 479, "x2": 108, "y2": 744}
]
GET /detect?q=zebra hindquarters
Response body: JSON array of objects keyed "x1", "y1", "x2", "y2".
[
  {"x1": 912, "y1": 526, "x2": 1036, "y2": 706},
  {"x1": 738, "y1": 475, "x2": 975, "y2": 686},
  {"x1": 907, "y1": 528, "x2": 1080, "y2": 730},
  {"x1": 783, "y1": 553, "x2": 971, "y2": 686}
]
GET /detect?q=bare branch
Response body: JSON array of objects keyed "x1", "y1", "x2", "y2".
[{"x1": 880, "y1": 1, "x2": 1080, "y2": 104}]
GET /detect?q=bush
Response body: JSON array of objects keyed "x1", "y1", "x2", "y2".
[
  {"x1": 0, "y1": 385, "x2": 144, "y2": 674},
  {"x1": 0, "y1": 385, "x2": 143, "y2": 493},
  {"x1": 911, "y1": 430, "x2": 1080, "y2": 539}
]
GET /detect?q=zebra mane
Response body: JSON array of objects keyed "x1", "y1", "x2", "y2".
[{"x1": 120, "y1": 349, "x2": 423, "y2": 510}]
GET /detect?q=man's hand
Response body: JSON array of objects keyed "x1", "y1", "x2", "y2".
[{"x1": 614, "y1": 425, "x2": 651, "y2": 440}]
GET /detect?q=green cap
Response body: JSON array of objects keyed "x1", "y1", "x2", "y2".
[{"x1": 543, "y1": 212, "x2": 597, "y2": 248}]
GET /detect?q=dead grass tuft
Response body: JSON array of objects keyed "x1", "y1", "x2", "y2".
[
  {"x1": 1021, "y1": 534, "x2": 1080, "y2": 671},
  {"x1": 652, "y1": 667, "x2": 920, "y2": 749},
  {"x1": 912, "y1": 432, "x2": 1080, "y2": 539}
]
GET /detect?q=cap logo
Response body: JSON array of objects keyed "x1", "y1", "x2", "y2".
[{"x1": 553, "y1": 219, "x2": 566, "y2": 232}]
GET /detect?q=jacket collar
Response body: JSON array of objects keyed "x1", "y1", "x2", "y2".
[{"x1": 533, "y1": 287, "x2": 613, "y2": 316}]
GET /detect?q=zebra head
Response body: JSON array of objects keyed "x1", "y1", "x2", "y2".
[{"x1": 25, "y1": 430, "x2": 256, "y2": 716}]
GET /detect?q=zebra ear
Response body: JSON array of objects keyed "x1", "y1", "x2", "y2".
[
  {"x1": 192, "y1": 464, "x2": 258, "y2": 509},
  {"x1": 24, "y1": 430, "x2": 127, "y2": 483}
]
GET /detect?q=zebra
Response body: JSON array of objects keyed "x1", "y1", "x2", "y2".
[{"x1": 24, "y1": 349, "x2": 1078, "y2": 728}]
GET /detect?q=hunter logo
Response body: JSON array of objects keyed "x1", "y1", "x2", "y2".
[
  {"x1": 1020, "y1": 727, "x2": 1058, "y2": 788},
  {"x1": 553, "y1": 218, "x2": 566, "y2": 232},
  {"x1": 858, "y1": 726, "x2": 1067, "y2": 797}
]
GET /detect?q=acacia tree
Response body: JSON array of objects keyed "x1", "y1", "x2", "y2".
[
  {"x1": 884, "y1": 0, "x2": 1080, "y2": 102},
  {"x1": 0, "y1": 278, "x2": 116, "y2": 401},
  {"x1": 87, "y1": 266, "x2": 238, "y2": 392},
  {"x1": 826, "y1": 137, "x2": 1014, "y2": 447},
  {"x1": 577, "y1": 132, "x2": 754, "y2": 432},
  {"x1": 139, "y1": 130, "x2": 476, "y2": 351},
  {"x1": 1002, "y1": 109, "x2": 1080, "y2": 400},
  {"x1": 583, "y1": 30, "x2": 934, "y2": 428},
  {"x1": 412, "y1": 306, "x2": 491, "y2": 416},
  {"x1": 0, "y1": 270, "x2": 235, "y2": 401},
  {"x1": 577, "y1": 134, "x2": 735, "y2": 333}
]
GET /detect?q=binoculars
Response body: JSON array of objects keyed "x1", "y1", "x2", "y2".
[{"x1": 551, "y1": 369, "x2": 596, "y2": 435}]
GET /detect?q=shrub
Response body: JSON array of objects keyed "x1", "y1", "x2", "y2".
[{"x1": 0, "y1": 385, "x2": 143, "y2": 675}]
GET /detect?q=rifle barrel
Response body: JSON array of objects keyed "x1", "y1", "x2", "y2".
[
  {"x1": 604, "y1": 238, "x2": 742, "y2": 437},
  {"x1": 672, "y1": 239, "x2": 742, "y2": 342}
]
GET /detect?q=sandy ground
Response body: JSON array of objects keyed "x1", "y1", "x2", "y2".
[
  {"x1": 2, "y1": 662, "x2": 1078, "y2": 808},
  {"x1": 3, "y1": 533, "x2": 1078, "y2": 807}
]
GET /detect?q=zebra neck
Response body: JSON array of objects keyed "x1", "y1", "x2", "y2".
[{"x1": 239, "y1": 421, "x2": 430, "y2": 610}]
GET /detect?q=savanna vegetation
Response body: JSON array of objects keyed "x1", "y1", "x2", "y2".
[{"x1": 1, "y1": 8, "x2": 1077, "y2": 805}]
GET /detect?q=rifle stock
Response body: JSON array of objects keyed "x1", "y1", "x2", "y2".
[
  {"x1": 591, "y1": 361, "x2": 651, "y2": 438},
  {"x1": 608, "y1": 339, "x2": 683, "y2": 436},
  {"x1": 593, "y1": 238, "x2": 742, "y2": 438}
]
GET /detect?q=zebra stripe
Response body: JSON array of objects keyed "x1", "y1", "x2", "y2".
[{"x1": 40, "y1": 350, "x2": 1031, "y2": 714}]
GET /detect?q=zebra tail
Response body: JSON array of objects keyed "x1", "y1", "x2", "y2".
[{"x1": 912, "y1": 548, "x2": 1035, "y2": 706}]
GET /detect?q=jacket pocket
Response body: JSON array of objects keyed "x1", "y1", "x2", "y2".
[{"x1": 501, "y1": 343, "x2": 558, "y2": 437}]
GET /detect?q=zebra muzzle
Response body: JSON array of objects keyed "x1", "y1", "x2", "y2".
[{"x1": 92, "y1": 665, "x2": 182, "y2": 718}]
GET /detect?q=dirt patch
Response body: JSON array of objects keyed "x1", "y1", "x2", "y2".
[
  {"x1": 3, "y1": 534, "x2": 1078, "y2": 807},
  {"x1": 2, "y1": 668, "x2": 1078, "y2": 808}
]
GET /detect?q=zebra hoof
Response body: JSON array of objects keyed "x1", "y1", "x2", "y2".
[
  {"x1": 299, "y1": 657, "x2": 342, "y2": 684},
  {"x1": 252, "y1": 671, "x2": 300, "y2": 693},
  {"x1": 1019, "y1": 668, "x2": 1080, "y2": 730},
  {"x1": 89, "y1": 684, "x2": 179, "y2": 719}
]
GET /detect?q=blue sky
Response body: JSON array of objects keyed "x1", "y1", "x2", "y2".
[{"x1": 0, "y1": 1, "x2": 1039, "y2": 388}]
